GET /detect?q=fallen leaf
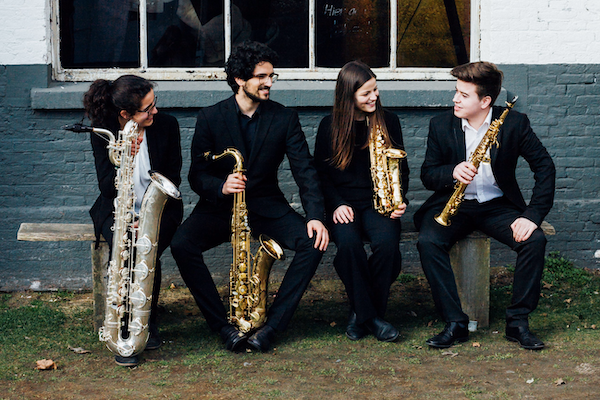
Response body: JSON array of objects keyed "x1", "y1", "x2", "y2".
[
  {"x1": 564, "y1": 298, "x2": 572, "y2": 304},
  {"x1": 35, "y1": 359, "x2": 57, "y2": 370},
  {"x1": 330, "y1": 321, "x2": 337, "y2": 327},
  {"x1": 526, "y1": 378, "x2": 534, "y2": 384},
  {"x1": 427, "y1": 320, "x2": 434, "y2": 327},
  {"x1": 554, "y1": 378, "x2": 566, "y2": 386},
  {"x1": 592, "y1": 325, "x2": 597, "y2": 330},
  {"x1": 472, "y1": 342, "x2": 481, "y2": 348},
  {"x1": 542, "y1": 281, "x2": 553, "y2": 289},
  {"x1": 169, "y1": 283, "x2": 176, "y2": 289},
  {"x1": 68, "y1": 346, "x2": 91, "y2": 354}
]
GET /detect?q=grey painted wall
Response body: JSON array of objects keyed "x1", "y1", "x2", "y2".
[{"x1": 1, "y1": 64, "x2": 599, "y2": 291}]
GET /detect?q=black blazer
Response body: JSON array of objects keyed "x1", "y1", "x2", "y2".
[
  {"x1": 414, "y1": 106, "x2": 555, "y2": 229},
  {"x1": 189, "y1": 95, "x2": 325, "y2": 222},
  {"x1": 314, "y1": 109, "x2": 410, "y2": 213},
  {"x1": 90, "y1": 113, "x2": 184, "y2": 243}
]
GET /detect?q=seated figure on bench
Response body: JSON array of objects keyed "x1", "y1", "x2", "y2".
[
  {"x1": 414, "y1": 62, "x2": 556, "y2": 350},
  {"x1": 314, "y1": 61, "x2": 410, "y2": 343},
  {"x1": 83, "y1": 75, "x2": 183, "y2": 366}
]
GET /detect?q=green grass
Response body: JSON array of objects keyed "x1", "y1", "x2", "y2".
[{"x1": 1, "y1": 252, "x2": 600, "y2": 399}]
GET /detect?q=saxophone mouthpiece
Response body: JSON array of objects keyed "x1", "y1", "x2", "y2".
[
  {"x1": 507, "y1": 96, "x2": 519, "y2": 107},
  {"x1": 62, "y1": 123, "x2": 94, "y2": 133}
]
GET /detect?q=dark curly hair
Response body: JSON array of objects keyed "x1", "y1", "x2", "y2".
[
  {"x1": 83, "y1": 75, "x2": 154, "y2": 128},
  {"x1": 225, "y1": 41, "x2": 279, "y2": 93}
]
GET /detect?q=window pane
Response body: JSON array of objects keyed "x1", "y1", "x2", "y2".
[
  {"x1": 59, "y1": 0, "x2": 140, "y2": 68},
  {"x1": 236, "y1": 0, "x2": 309, "y2": 68},
  {"x1": 316, "y1": 0, "x2": 390, "y2": 68},
  {"x1": 397, "y1": 0, "x2": 470, "y2": 67},
  {"x1": 149, "y1": 0, "x2": 225, "y2": 67}
]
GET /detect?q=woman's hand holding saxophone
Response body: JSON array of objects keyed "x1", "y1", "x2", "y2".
[{"x1": 389, "y1": 203, "x2": 407, "y2": 219}]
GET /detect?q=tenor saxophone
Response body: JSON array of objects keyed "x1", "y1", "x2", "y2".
[
  {"x1": 204, "y1": 148, "x2": 285, "y2": 333},
  {"x1": 369, "y1": 122, "x2": 407, "y2": 216},
  {"x1": 434, "y1": 96, "x2": 518, "y2": 226},
  {"x1": 65, "y1": 121, "x2": 181, "y2": 357}
]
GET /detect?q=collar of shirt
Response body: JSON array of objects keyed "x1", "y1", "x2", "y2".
[
  {"x1": 234, "y1": 100, "x2": 261, "y2": 120},
  {"x1": 461, "y1": 108, "x2": 493, "y2": 136}
]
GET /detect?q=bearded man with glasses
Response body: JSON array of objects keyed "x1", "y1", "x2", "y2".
[{"x1": 171, "y1": 41, "x2": 329, "y2": 353}]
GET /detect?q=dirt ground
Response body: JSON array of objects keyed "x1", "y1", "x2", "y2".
[{"x1": 3, "y1": 271, "x2": 600, "y2": 399}]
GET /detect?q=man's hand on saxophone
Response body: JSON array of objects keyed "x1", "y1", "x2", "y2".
[
  {"x1": 222, "y1": 172, "x2": 247, "y2": 195},
  {"x1": 453, "y1": 161, "x2": 478, "y2": 185}
]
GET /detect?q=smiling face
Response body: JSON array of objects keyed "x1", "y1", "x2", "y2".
[
  {"x1": 131, "y1": 89, "x2": 158, "y2": 128},
  {"x1": 354, "y1": 77, "x2": 378, "y2": 119},
  {"x1": 236, "y1": 61, "x2": 274, "y2": 103},
  {"x1": 452, "y1": 80, "x2": 491, "y2": 126}
]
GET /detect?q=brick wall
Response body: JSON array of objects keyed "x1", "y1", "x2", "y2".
[{"x1": 1, "y1": 63, "x2": 600, "y2": 290}]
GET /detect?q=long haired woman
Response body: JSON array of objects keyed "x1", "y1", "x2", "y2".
[{"x1": 314, "y1": 61, "x2": 409, "y2": 342}]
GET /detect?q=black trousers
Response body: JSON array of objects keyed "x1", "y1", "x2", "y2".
[
  {"x1": 417, "y1": 197, "x2": 547, "y2": 328},
  {"x1": 170, "y1": 209, "x2": 324, "y2": 332},
  {"x1": 101, "y1": 213, "x2": 179, "y2": 328},
  {"x1": 329, "y1": 201, "x2": 402, "y2": 325}
]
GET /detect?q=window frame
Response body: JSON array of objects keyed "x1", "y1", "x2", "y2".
[{"x1": 50, "y1": 0, "x2": 480, "y2": 82}]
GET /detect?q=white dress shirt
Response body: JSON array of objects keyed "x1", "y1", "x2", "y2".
[
  {"x1": 462, "y1": 110, "x2": 504, "y2": 202},
  {"x1": 133, "y1": 131, "x2": 152, "y2": 213}
]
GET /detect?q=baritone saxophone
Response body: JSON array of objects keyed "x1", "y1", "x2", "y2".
[
  {"x1": 204, "y1": 148, "x2": 285, "y2": 333},
  {"x1": 434, "y1": 96, "x2": 518, "y2": 226},
  {"x1": 369, "y1": 122, "x2": 407, "y2": 216},
  {"x1": 64, "y1": 121, "x2": 181, "y2": 357}
]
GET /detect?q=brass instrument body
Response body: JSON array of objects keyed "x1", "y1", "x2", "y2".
[
  {"x1": 368, "y1": 123, "x2": 407, "y2": 216},
  {"x1": 434, "y1": 96, "x2": 518, "y2": 226},
  {"x1": 93, "y1": 120, "x2": 181, "y2": 357},
  {"x1": 204, "y1": 148, "x2": 284, "y2": 334}
]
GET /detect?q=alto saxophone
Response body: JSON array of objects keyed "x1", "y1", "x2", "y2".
[
  {"x1": 369, "y1": 122, "x2": 407, "y2": 216},
  {"x1": 434, "y1": 96, "x2": 518, "y2": 226},
  {"x1": 204, "y1": 148, "x2": 285, "y2": 333},
  {"x1": 65, "y1": 121, "x2": 181, "y2": 357}
]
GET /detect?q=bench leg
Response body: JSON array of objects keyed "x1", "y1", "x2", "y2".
[
  {"x1": 450, "y1": 236, "x2": 490, "y2": 329},
  {"x1": 91, "y1": 242, "x2": 109, "y2": 332}
]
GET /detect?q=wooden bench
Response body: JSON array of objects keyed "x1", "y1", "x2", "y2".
[
  {"x1": 17, "y1": 221, "x2": 555, "y2": 332},
  {"x1": 17, "y1": 223, "x2": 109, "y2": 331}
]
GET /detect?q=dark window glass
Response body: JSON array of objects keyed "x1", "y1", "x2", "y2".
[
  {"x1": 59, "y1": 0, "x2": 140, "y2": 68},
  {"x1": 397, "y1": 0, "x2": 470, "y2": 67},
  {"x1": 316, "y1": 0, "x2": 390, "y2": 68}
]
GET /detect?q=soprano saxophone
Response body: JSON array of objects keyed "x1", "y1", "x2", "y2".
[
  {"x1": 434, "y1": 96, "x2": 518, "y2": 226},
  {"x1": 65, "y1": 121, "x2": 181, "y2": 357},
  {"x1": 204, "y1": 148, "x2": 285, "y2": 333},
  {"x1": 369, "y1": 122, "x2": 407, "y2": 216}
]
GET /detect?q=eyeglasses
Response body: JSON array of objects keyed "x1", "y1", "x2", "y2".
[
  {"x1": 138, "y1": 96, "x2": 158, "y2": 114},
  {"x1": 252, "y1": 73, "x2": 279, "y2": 83}
]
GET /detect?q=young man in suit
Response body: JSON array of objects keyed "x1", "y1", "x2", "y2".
[
  {"x1": 414, "y1": 62, "x2": 555, "y2": 350},
  {"x1": 171, "y1": 41, "x2": 329, "y2": 353}
]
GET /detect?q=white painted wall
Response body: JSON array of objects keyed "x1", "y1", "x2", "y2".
[
  {"x1": 480, "y1": 0, "x2": 600, "y2": 64},
  {"x1": 1, "y1": 0, "x2": 599, "y2": 66},
  {"x1": 0, "y1": 0, "x2": 49, "y2": 65}
]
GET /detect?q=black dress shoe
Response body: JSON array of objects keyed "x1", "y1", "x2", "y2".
[
  {"x1": 505, "y1": 326, "x2": 545, "y2": 350},
  {"x1": 426, "y1": 322, "x2": 469, "y2": 348},
  {"x1": 346, "y1": 312, "x2": 369, "y2": 341},
  {"x1": 365, "y1": 317, "x2": 399, "y2": 342},
  {"x1": 115, "y1": 355, "x2": 140, "y2": 367},
  {"x1": 145, "y1": 324, "x2": 162, "y2": 350},
  {"x1": 247, "y1": 325, "x2": 275, "y2": 353},
  {"x1": 220, "y1": 324, "x2": 247, "y2": 352}
]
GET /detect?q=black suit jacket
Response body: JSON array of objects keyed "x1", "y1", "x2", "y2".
[
  {"x1": 90, "y1": 113, "x2": 183, "y2": 243},
  {"x1": 189, "y1": 95, "x2": 325, "y2": 222},
  {"x1": 414, "y1": 106, "x2": 555, "y2": 230}
]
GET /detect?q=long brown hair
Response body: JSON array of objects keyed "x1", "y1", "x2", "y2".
[{"x1": 330, "y1": 61, "x2": 390, "y2": 170}]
